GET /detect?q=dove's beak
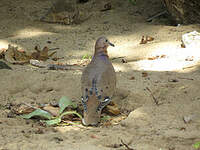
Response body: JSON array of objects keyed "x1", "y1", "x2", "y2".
[{"x1": 109, "y1": 42, "x2": 115, "y2": 47}]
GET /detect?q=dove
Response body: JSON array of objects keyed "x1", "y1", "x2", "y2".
[{"x1": 81, "y1": 36, "x2": 116, "y2": 126}]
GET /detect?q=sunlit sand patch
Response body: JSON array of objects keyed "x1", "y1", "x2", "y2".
[
  {"x1": 131, "y1": 46, "x2": 200, "y2": 72},
  {"x1": 109, "y1": 41, "x2": 138, "y2": 58},
  {"x1": 54, "y1": 125, "x2": 87, "y2": 133},
  {"x1": 113, "y1": 63, "x2": 128, "y2": 72},
  {"x1": 15, "y1": 28, "x2": 56, "y2": 38},
  {"x1": 0, "y1": 40, "x2": 9, "y2": 49},
  {"x1": 134, "y1": 58, "x2": 199, "y2": 71}
]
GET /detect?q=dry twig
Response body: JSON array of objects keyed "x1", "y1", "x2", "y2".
[
  {"x1": 121, "y1": 139, "x2": 135, "y2": 150},
  {"x1": 178, "y1": 77, "x2": 194, "y2": 80},
  {"x1": 146, "y1": 87, "x2": 159, "y2": 105},
  {"x1": 146, "y1": 10, "x2": 168, "y2": 22},
  {"x1": 22, "y1": 102, "x2": 38, "y2": 110}
]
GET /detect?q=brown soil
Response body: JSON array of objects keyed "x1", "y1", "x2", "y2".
[{"x1": 0, "y1": 0, "x2": 200, "y2": 150}]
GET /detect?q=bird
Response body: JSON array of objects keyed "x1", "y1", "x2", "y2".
[{"x1": 81, "y1": 36, "x2": 116, "y2": 126}]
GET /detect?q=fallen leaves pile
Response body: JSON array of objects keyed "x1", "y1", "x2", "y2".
[
  {"x1": 140, "y1": 35, "x2": 154, "y2": 44},
  {"x1": 0, "y1": 44, "x2": 58, "y2": 64},
  {"x1": 6, "y1": 95, "x2": 125, "y2": 127},
  {"x1": 11, "y1": 96, "x2": 82, "y2": 126}
]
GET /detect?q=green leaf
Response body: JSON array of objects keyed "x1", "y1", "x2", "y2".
[
  {"x1": 194, "y1": 142, "x2": 200, "y2": 149},
  {"x1": 59, "y1": 96, "x2": 76, "y2": 114},
  {"x1": 21, "y1": 109, "x2": 52, "y2": 120},
  {"x1": 82, "y1": 54, "x2": 92, "y2": 60},
  {"x1": 82, "y1": 54, "x2": 86, "y2": 59},
  {"x1": 128, "y1": 0, "x2": 136, "y2": 5},
  {"x1": 44, "y1": 111, "x2": 82, "y2": 126},
  {"x1": 43, "y1": 117, "x2": 61, "y2": 126},
  {"x1": 62, "y1": 122, "x2": 81, "y2": 125},
  {"x1": 82, "y1": 54, "x2": 88, "y2": 59},
  {"x1": 101, "y1": 115, "x2": 111, "y2": 121},
  {"x1": 72, "y1": 103, "x2": 77, "y2": 109},
  {"x1": 60, "y1": 111, "x2": 82, "y2": 120}
]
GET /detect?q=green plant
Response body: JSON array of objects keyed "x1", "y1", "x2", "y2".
[
  {"x1": 22, "y1": 96, "x2": 82, "y2": 126},
  {"x1": 194, "y1": 142, "x2": 200, "y2": 149},
  {"x1": 101, "y1": 115, "x2": 111, "y2": 121},
  {"x1": 128, "y1": 0, "x2": 136, "y2": 5},
  {"x1": 82, "y1": 54, "x2": 92, "y2": 60}
]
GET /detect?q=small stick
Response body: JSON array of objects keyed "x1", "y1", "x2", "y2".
[
  {"x1": 111, "y1": 56, "x2": 125, "y2": 60},
  {"x1": 121, "y1": 139, "x2": 135, "y2": 150},
  {"x1": 146, "y1": 87, "x2": 159, "y2": 105},
  {"x1": 146, "y1": 10, "x2": 168, "y2": 22},
  {"x1": 22, "y1": 102, "x2": 38, "y2": 110},
  {"x1": 182, "y1": 64, "x2": 198, "y2": 70},
  {"x1": 12, "y1": 60, "x2": 30, "y2": 65},
  {"x1": 105, "y1": 143, "x2": 122, "y2": 148},
  {"x1": 30, "y1": 59, "x2": 47, "y2": 68},
  {"x1": 49, "y1": 47, "x2": 60, "y2": 51},
  {"x1": 178, "y1": 77, "x2": 194, "y2": 80},
  {"x1": 47, "y1": 64, "x2": 83, "y2": 71}
]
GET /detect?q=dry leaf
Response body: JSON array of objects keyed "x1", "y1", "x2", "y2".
[
  {"x1": 90, "y1": 135, "x2": 98, "y2": 139},
  {"x1": 4, "y1": 45, "x2": 30, "y2": 64},
  {"x1": 185, "y1": 56, "x2": 194, "y2": 61},
  {"x1": 105, "y1": 102, "x2": 120, "y2": 115},
  {"x1": 0, "y1": 48, "x2": 7, "y2": 54},
  {"x1": 140, "y1": 36, "x2": 147, "y2": 44},
  {"x1": 4, "y1": 44, "x2": 58, "y2": 64},
  {"x1": 168, "y1": 79, "x2": 179, "y2": 82},
  {"x1": 31, "y1": 46, "x2": 57, "y2": 61},
  {"x1": 142, "y1": 72, "x2": 148, "y2": 77},
  {"x1": 102, "y1": 121, "x2": 112, "y2": 127},
  {"x1": 148, "y1": 55, "x2": 166, "y2": 60},
  {"x1": 121, "y1": 58, "x2": 127, "y2": 63},
  {"x1": 160, "y1": 54, "x2": 166, "y2": 58},
  {"x1": 17, "y1": 49, "x2": 26, "y2": 53},
  {"x1": 11, "y1": 104, "x2": 35, "y2": 115},
  {"x1": 34, "y1": 128, "x2": 45, "y2": 134},
  {"x1": 148, "y1": 56, "x2": 159, "y2": 60},
  {"x1": 146, "y1": 36, "x2": 154, "y2": 41},
  {"x1": 43, "y1": 105, "x2": 59, "y2": 117},
  {"x1": 140, "y1": 35, "x2": 154, "y2": 44},
  {"x1": 101, "y1": 3, "x2": 112, "y2": 11},
  {"x1": 52, "y1": 57, "x2": 64, "y2": 61},
  {"x1": 181, "y1": 41, "x2": 186, "y2": 48},
  {"x1": 0, "y1": 48, "x2": 7, "y2": 58}
]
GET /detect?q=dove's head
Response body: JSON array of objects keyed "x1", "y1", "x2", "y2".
[{"x1": 94, "y1": 37, "x2": 114, "y2": 55}]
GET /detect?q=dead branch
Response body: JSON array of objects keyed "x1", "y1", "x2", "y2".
[
  {"x1": 146, "y1": 87, "x2": 159, "y2": 106},
  {"x1": 121, "y1": 139, "x2": 135, "y2": 150}
]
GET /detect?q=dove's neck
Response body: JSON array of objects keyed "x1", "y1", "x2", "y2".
[{"x1": 94, "y1": 47, "x2": 109, "y2": 58}]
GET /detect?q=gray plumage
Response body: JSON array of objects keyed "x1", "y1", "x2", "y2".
[{"x1": 81, "y1": 36, "x2": 116, "y2": 126}]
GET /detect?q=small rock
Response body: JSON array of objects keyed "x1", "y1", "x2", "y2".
[
  {"x1": 182, "y1": 31, "x2": 200, "y2": 48},
  {"x1": 142, "y1": 72, "x2": 148, "y2": 77},
  {"x1": 52, "y1": 137, "x2": 64, "y2": 143},
  {"x1": 50, "y1": 100, "x2": 59, "y2": 107},
  {"x1": 130, "y1": 76, "x2": 135, "y2": 80},
  {"x1": 121, "y1": 59, "x2": 127, "y2": 63},
  {"x1": 168, "y1": 78, "x2": 179, "y2": 82},
  {"x1": 34, "y1": 128, "x2": 44, "y2": 134},
  {"x1": 183, "y1": 115, "x2": 195, "y2": 123},
  {"x1": 78, "y1": 0, "x2": 89, "y2": 3}
]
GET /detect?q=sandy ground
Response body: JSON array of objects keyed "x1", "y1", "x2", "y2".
[{"x1": 0, "y1": 0, "x2": 200, "y2": 150}]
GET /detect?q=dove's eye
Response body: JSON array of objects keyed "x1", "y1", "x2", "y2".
[{"x1": 105, "y1": 39, "x2": 108, "y2": 42}]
